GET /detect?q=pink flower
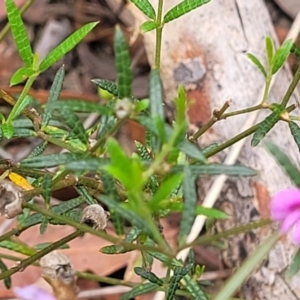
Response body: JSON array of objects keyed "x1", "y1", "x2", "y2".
[
  {"x1": 271, "y1": 188, "x2": 300, "y2": 244},
  {"x1": 14, "y1": 285, "x2": 56, "y2": 300}
]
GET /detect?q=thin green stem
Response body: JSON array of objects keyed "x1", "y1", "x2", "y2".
[
  {"x1": 261, "y1": 75, "x2": 272, "y2": 104},
  {"x1": 0, "y1": 228, "x2": 23, "y2": 243},
  {"x1": 0, "y1": 0, "x2": 35, "y2": 42},
  {"x1": 0, "y1": 230, "x2": 81, "y2": 280},
  {"x1": 221, "y1": 103, "x2": 266, "y2": 119},
  {"x1": 281, "y1": 64, "x2": 300, "y2": 107},
  {"x1": 154, "y1": 0, "x2": 164, "y2": 69},
  {"x1": 204, "y1": 124, "x2": 259, "y2": 158}
]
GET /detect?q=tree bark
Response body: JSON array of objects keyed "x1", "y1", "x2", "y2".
[{"x1": 130, "y1": 0, "x2": 300, "y2": 298}]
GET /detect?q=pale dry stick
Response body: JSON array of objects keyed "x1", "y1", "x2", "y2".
[
  {"x1": 153, "y1": 10, "x2": 300, "y2": 300},
  {"x1": 78, "y1": 285, "x2": 131, "y2": 298}
]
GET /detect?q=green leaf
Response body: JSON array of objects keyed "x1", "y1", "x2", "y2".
[
  {"x1": 1, "y1": 123, "x2": 14, "y2": 139},
  {"x1": 148, "y1": 252, "x2": 183, "y2": 267},
  {"x1": 166, "y1": 264, "x2": 193, "y2": 300},
  {"x1": 251, "y1": 105, "x2": 284, "y2": 146},
  {"x1": 172, "y1": 164, "x2": 256, "y2": 177},
  {"x1": 5, "y1": 0, "x2": 33, "y2": 66},
  {"x1": 91, "y1": 79, "x2": 119, "y2": 97},
  {"x1": 0, "y1": 240, "x2": 35, "y2": 256},
  {"x1": 39, "y1": 22, "x2": 98, "y2": 72},
  {"x1": 149, "y1": 69, "x2": 164, "y2": 121},
  {"x1": 177, "y1": 140, "x2": 206, "y2": 162},
  {"x1": 114, "y1": 26, "x2": 132, "y2": 98},
  {"x1": 57, "y1": 107, "x2": 88, "y2": 144},
  {"x1": 34, "y1": 242, "x2": 69, "y2": 251},
  {"x1": 164, "y1": 0, "x2": 210, "y2": 23},
  {"x1": 11, "y1": 95, "x2": 32, "y2": 120},
  {"x1": 40, "y1": 216, "x2": 48, "y2": 234},
  {"x1": 0, "y1": 259, "x2": 11, "y2": 289},
  {"x1": 265, "y1": 36, "x2": 274, "y2": 66},
  {"x1": 10, "y1": 66, "x2": 35, "y2": 86},
  {"x1": 48, "y1": 100, "x2": 112, "y2": 115},
  {"x1": 20, "y1": 153, "x2": 79, "y2": 168},
  {"x1": 247, "y1": 53, "x2": 267, "y2": 78},
  {"x1": 214, "y1": 233, "x2": 278, "y2": 300},
  {"x1": 42, "y1": 174, "x2": 52, "y2": 207},
  {"x1": 149, "y1": 173, "x2": 183, "y2": 210},
  {"x1": 286, "y1": 248, "x2": 300, "y2": 279},
  {"x1": 27, "y1": 141, "x2": 48, "y2": 158},
  {"x1": 135, "y1": 99, "x2": 150, "y2": 112},
  {"x1": 271, "y1": 39, "x2": 293, "y2": 74},
  {"x1": 76, "y1": 185, "x2": 97, "y2": 205},
  {"x1": 289, "y1": 121, "x2": 300, "y2": 154},
  {"x1": 168, "y1": 203, "x2": 227, "y2": 219},
  {"x1": 130, "y1": 0, "x2": 156, "y2": 19},
  {"x1": 42, "y1": 66, "x2": 65, "y2": 127},
  {"x1": 134, "y1": 267, "x2": 164, "y2": 285},
  {"x1": 291, "y1": 44, "x2": 300, "y2": 60},
  {"x1": 120, "y1": 283, "x2": 159, "y2": 300},
  {"x1": 140, "y1": 21, "x2": 159, "y2": 32},
  {"x1": 182, "y1": 274, "x2": 208, "y2": 300},
  {"x1": 66, "y1": 158, "x2": 109, "y2": 171},
  {"x1": 179, "y1": 166, "x2": 197, "y2": 245},
  {"x1": 264, "y1": 140, "x2": 300, "y2": 187}
]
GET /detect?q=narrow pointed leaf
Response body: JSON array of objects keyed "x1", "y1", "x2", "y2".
[
  {"x1": 27, "y1": 141, "x2": 48, "y2": 158},
  {"x1": 265, "y1": 36, "x2": 274, "y2": 66},
  {"x1": 42, "y1": 66, "x2": 65, "y2": 126},
  {"x1": 289, "y1": 121, "x2": 300, "y2": 153},
  {"x1": 164, "y1": 0, "x2": 210, "y2": 23},
  {"x1": 40, "y1": 216, "x2": 49, "y2": 234},
  {"x1": 150, "y1": 69, "x2": 164, "y2": 120},
  {"x1": 179, "y1": 166, "x2": 197, "y2": 245},
  {"x1": 0, "y1": 240, "x2": 36, "y2": 256},
  {"x1": 91, "y1": 79, "x2": 119, "y2": 96},
  {"x1": 130, "y1": 0, "x2": 156, "y2": 19},
  {"x1": 286, "y1": 248, "x2": 300, "y2": 279},
  {"x1": 76, "y1": 185, "x2": 97, "y2": 205},
  {"x1": 1, "y1": 123, "x2": 14, "y2": 139},
  {"x1": 10, "y1": 67, "x2": 35, "y2": 86},
  {"x1": 67, "y1": 158, "x2": 109, "y2": 171},
  {"x1": 134, "y1": 267, "x2": 164, "y2": 285},
  {"x1": 42, "y1": 174, "x2": 52, "y2": 206},
  {"x1": 148, "y1": 252, "x2": 183, "y2": 267},
  {"x1": 5, "y1": 0, "x2": 33, "y2": 66},
  {"x1": 182, "y1": 274, "x2": 208, "y2": 300},
  {"x1": 140, "y1": 21, "x2": 159, "y2": 32},
  {"x1": 177, "y1": 140, "x2": 206, "y2": 162},
  {"x1": 0, "y1": 259, "x2": 11, "y2": 289},
  {"x1": 251, "y1": 105, "x2": 284, "y2": 146},
  {"x1": 20, "y1": 153, "x2": 79, "y2": 168},
  {"x1": 271, "y1": 39, "x2": 293, "y2": 74},
  {"x1": 247, "y1": 53, "x2": 267, "y2": 78},
  {"x1": 39, "y1": 22, "x2": 98, "y2": 72},
  {"x1": 120, "y1": 283, "x2": 159, "y2": 300},
  {"x1": 264, "y1": 140, "x2": 300, "y2": 187},
  {"x1": 291, "y1": 44, "x2": 300, "y2": 60},
  {"x1": 114, "y1": 27, "x2": 132, "y2": 98},
  {"x1": 11, "y1": 95, "x2": 32, "y2": 120}
]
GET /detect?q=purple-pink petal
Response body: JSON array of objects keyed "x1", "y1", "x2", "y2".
[
  {"x1": 14, "y1": 285, "x2": 56, "y2": 300},
  {"x1": 280, "y1": 209, "x2": 300, "y2": 233},
  {"x1": 271, "y1": 189, "x2": 300, "y2": 220}
]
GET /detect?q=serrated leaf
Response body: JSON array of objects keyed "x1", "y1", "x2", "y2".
[
  {"x1": 166, "y1": 264, "x2": 193, "y2": 300},
  {"x1": 271, "y1": 39, "x2": 293, "y2": 74},
  {"x1": 251, "y1": 105, "x2": 284, "y2": 146},
  {"x1": 10, "y1": 66, "x2": 35, "y2": 86},
  {"x1": 42, "y1": 174, "x2": 52, "y2": 206},
  {"x1": 265, "y1": 36, "x2": 274, "y2": 66},
  {"x1": 134, "y1": 267, "x2": 164, "y2": 285},
  {"x1": 5, "y1": 0, "x2": 33, "y2": 66},
  {"x1": 91, "y1": 79, "x2": 119, "y2": 96},
  {"x1": 0, "y1": 259, "x2": 11, "y2": 289},
  {"x1": 164, "y1": 0, "x2": 210, "y2": 23},
  {"x1": 172, "y1": 164, "x2": 256, "y2": 177},
  {"x1": 114, "y1": 26, "x2": 132, "y2": 98},
  {"x1": 179, "y1": 166, "x2": 197, "y2": 245},
  {"x1": 20, "y1": 152, "x2": 79, "y2": 168},
  {"x1": 289, "y1": 121, "x2": 300, "y2": 154},
  {"x1": 182, "y1": 274, "x2": 208, "y2": 300},
  {"x1": 177, "y1": 140, "x2": 206, "y2": 162},
  {"x1": 140, "y1": 21, "x2": 159, "y2": 32},
  {"x1": 286, "y1": 248, "x2": 300, "y2": 279},
  {"x1": 42, "y1": 66, "x2": 65, "y2": 126},
  {"x1": 39, "y1": 22, "x2": 98, "y2": 72},
  {"x1": 120, "y1": 282, "x2": 159, "y2": 300},
  {"x1": 58, "y1": 107, "x2": 88, "y2": 144},
  {"x1": 247, "y1": 53, "x2": 267, "y2": 78},
  {"x1": 130, "y1": 0, "x2": 156, "y2": 19},
  {"x1": 149, "y1": 173, "x2": 183, "y2": 210},
  {"x1": 264, "y1": 140, "x2": 300, "y2": 187}
]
